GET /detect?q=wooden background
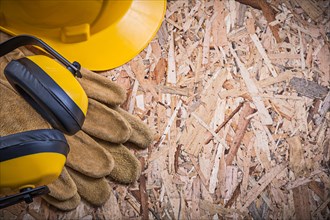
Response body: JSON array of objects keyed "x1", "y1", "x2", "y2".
[{"x1": 1, "y1": 0, "x2": 329, "y2": 219}]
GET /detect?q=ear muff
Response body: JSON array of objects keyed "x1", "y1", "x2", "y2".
[
  {"x1": 0, "y1": 129, "x2": 69, "y2": 192},
  {"x1": 0, "y1": 35, "x2": 88, "y2": 135},
  {"x1": 0, "y1": 34, "x2": 86, "y2": 208},
  {"x1": 4, "y1": 56, "x2": 88, "y2": 135}
]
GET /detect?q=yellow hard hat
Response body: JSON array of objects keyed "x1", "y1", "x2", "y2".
[{"x1": 0, "y1": 0, "x2": 166, "y2": 71}]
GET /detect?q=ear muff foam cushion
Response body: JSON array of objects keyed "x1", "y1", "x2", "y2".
[
  {"x1": 4, "y1": 57, "x2": 85, "y2": 135},
  {"x1": 0, "y1": 129, "x2": 69, "y2": 162}
]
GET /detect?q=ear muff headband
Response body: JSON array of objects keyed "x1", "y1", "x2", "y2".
[
  {"x1": 0, "y1": 35, "x2": 81, "y2": 77},
  {"x1": 0, "y1": 129, "x2": 69, "y2": 162},
  {"x1": 4, "y1": 58, "x2": 86, "y2": 135}
]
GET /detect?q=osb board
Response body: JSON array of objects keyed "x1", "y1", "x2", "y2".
[{"x1": 1, "y1": 0, "x2": 330, "y2": 219}]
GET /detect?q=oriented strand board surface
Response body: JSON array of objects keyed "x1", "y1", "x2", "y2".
[{"x1": 1, "y1": 0, "x2": 329, "y2": 219}]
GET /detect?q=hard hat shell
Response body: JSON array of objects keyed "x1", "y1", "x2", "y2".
[{"x1": 0, "y1": 0, "x2": 166, "y2": 71}]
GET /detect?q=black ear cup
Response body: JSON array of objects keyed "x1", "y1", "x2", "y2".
[
  {"x1": 0, "y1": 129, "x2": 69, "y2": 162},
  {"x1": 4, "y1": 58, "x2": 85, "y2": 135},
  {"x1": 0, "y1": 129, "x2": 69, "y2": 206}
]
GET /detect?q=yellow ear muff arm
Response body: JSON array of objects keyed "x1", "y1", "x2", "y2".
[{"x1": 0, "y1": 34, "x2": 82, "y2": 78}]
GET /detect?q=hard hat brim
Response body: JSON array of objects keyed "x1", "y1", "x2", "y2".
[{"x1": 0, "y1": 0, "x2": 166, "y2": 71}]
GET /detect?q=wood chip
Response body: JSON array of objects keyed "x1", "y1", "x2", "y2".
[
  {"x1": 241, "y1": 163, "x2": 287, "y2": 211},
  {"x1": 154, "y1": 58, "x2": 167, "y2": 84},
  {"x1": 226, "y1": 102, "x2": 255, "y2": 165},
  {"x1": 205, "y1": 101, "x2": 244, "y2": 144},
  {"x1": 229, "y1": 45, "x2": 273, "y2": 125},
  {"x1": 138, "y1": 158, "x2": 149, "y2": 220},
  {"x1": 287, "y1": 136, "x2": 307, "y2": 177},
  {"x1": 295, "y1": 0, "x2": 324, "y2": 21},
  {"x1": 167, "y1": 32, "x2": 177, "y2": 84},
  {"x1": 202, "y1": 19, "x2": 211, "y2": 65},
  {"x1": 290, "y1": 77, "x2": 329, "y2": 99},
  {"x1": 212, "y1": 0, "x2": 228, "y2": 47},
  {"x1": 199, "y1": 200, "x2": 246, "y2": 217},
  {"x1": 292, "y1": 185, "x2": 311, "y2": 220}
]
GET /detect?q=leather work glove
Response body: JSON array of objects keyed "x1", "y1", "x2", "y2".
[
  {"x1": 78, "y1": 68, "x2": 154, "y2": 182},
  {"x1": 42, "y1": 78, "x2": 154, "y2": 211},
  {"x1": 0, "y1": 32, "x2": 154, "y2": 211},
  {"x1": 41, "y1": 67, "x2": 154, "y2": 211}
]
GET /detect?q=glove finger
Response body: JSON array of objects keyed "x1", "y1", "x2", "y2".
[
  {"x1": 66, "y1": 167, "x2": 111, "y2": 206},
  {"x1": 65, "y1": 131, "x2": 115, "y2": 178},
  {"x1": 47, "y1": 167, "x2": 77, "y2": 201},
  {"x1": 96, "y1": 139, "x2": 141, "y2": 184},
  {"x1": 82, "y1": 98, "x2": 132, "y2": 143},
  {"x1": 42, "y1": 193, "x2": 81, "y2": 211},
  {"x1": 0, "y1": 79, "x2": 49, "y2": 136},
  {"x1": 114, "y1": 106, "x2": 154, "y2": 149},
  {"x1": 79, "y1": 68, "x2": 127, "y2": 106}
]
